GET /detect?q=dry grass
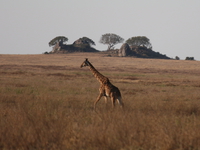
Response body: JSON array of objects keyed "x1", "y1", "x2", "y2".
[{"x1": 1, "y1": 53, "x2": 200, "y2": 150}]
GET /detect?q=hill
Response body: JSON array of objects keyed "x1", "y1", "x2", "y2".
[
  {"x1": 117, "y1": 43, "x2": 170, "y2": 59},
  {"x1": 49, "y1": 41, "x2": 99, "y2": 54},
  {"x1": 130, "y1": 46, "x2": 170, "y2": 59},
  {"x1": 48, "y1": 42, "x2": 170, "y2": 59}
]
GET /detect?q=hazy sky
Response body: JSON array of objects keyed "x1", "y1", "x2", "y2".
[{"x1": 1, "y1": 0, "x2": 200, "y2": 60}]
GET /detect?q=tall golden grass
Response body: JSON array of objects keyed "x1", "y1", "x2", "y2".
[{"x1": 1, "y1": 53, "x2": 200, "y2": 149}]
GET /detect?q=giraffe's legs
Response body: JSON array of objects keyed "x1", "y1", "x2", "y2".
[
  {"x1": 104, "y1": 96, "x2": 108, "y2": 104},
  {"x1": 111, "y1": 96, "x2": 116, "y2": 108},
  {"x1": 103, "y1": 96, "x2": 109, "y2": 109},
  {"x1": 94, "y1": 93, "x2": 103, "y2": 110},
  {"x1": 117, "y1": 97, "x2": 124, "y2": 108}
]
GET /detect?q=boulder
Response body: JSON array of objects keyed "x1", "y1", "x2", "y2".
[{"x1": 118, "y1": 43, "x2": 132, "y2": 57}]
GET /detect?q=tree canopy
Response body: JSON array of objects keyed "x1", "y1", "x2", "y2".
[
  {"x1": 48, "y1": 36, "x2": 68, "y2": 47},
  {"x1": 80, "y1": 37, "x2": 96, "y2": 46},
  {"x1": 126, "y1": 36, "x2": 152, "y2": 49},
  {"x1": 99, "y1": 33, "x2": 124, "y2": 50}
]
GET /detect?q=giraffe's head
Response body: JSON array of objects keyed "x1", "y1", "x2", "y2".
[{"x1": 80, "y1": 58, "x2": 90, "y2": 68}]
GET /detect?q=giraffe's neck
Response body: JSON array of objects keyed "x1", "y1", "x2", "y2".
[{"x1": 87, "y1": 62, "x2": 109, "y2": 84}]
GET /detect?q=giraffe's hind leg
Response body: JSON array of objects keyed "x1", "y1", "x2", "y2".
[
  {"x1": 104, "y1": 96, "x2": 108, "y2": 103},
  {"x1": 117, "y1": 97, "x2": 124, "y2": 108},
  {"x1": 111, "y1": 96, "x2": 116, "y2": 108}
]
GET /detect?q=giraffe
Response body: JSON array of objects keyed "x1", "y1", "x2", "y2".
[{"x1": 80, "y1": 58, "x2": 124, "y2": 110}]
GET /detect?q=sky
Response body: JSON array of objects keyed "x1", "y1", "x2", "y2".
[{"x1": 1, "y1": 0, "x2": 200, "y2": 60}]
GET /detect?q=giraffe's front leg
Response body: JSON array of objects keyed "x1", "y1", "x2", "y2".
[{"x1": 94, "y1": 93, "x2": 103, "y2": 110}]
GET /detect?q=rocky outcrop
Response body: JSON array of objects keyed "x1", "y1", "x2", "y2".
[
  {"x1": 49, "y1": 41, "x2": 170, "y2": 59},
  {"x1": 118, "y1": 43, "x2": 132, "y2": 57},
  {"x1": 49, "y1": 37, "x2": 99, "y2": 54},
  {"x1": 51, "y1": 42, "x2": 62, "y2": 53},
  {"x1": 117, "y1": 43, "x2": 170, "y2": 59},
  {"x1": 130, "y1": 46, "x2": 170, "y2": 59}
]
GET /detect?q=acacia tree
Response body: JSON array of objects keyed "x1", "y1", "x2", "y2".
[
  {"x1": 126, "y1": 36, "x2": 152, "y2": 49},
  {"x1": 80, "y1": 37, "x2": 96, "y2": 47},
  {"x1": 48, "y1": 36, "x2": 68, "y2": 47},
  {"x1": 99, "y1": 33, "x2": 124, "y2": 50}
]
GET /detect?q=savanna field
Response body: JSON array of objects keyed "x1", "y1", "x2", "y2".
[{"x1": 1, "y1": 53, "x2": 200, "y2": 150}]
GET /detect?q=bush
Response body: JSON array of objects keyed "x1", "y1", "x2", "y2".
[
  {"x1": 185, "y1": 57, "x2": 195, "y2": 60},
  {"x1": 175, "y1": 56, "x2": 180, "y2": 60},
  {"x1": 43, "y1": 51, "x2": 49, "y2": 54}
]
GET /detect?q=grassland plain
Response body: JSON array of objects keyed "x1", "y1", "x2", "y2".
[{"x1": 0, "y1": 53, "x2": 200, "y2": 150}]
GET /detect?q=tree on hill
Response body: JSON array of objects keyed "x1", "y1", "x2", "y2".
[
  {"x1": 185, "y1": 57, "x2": 195, "y2": 60},
  {"x1": 99, "y1": 33, "x2": 124, "y2": 50},
  {"x1": 48, "y1": 36, "x2": 68, "y2": 47},
  {"x1": 81, "y1": 37, "x2": 96, "y2": 46},
  {"x1": 175, "y1": 56, "x2": 180, "y2": 60},
  {"x1": 73, "y1": 37, "x2": 96, "y2": 47},
  {"x1": 126, "y1": 36, "x2": 152, "y2": 49}
]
